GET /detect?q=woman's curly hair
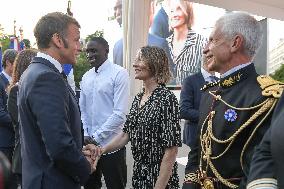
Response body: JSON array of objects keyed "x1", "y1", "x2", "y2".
[
  {"x1": 135, "y1": 46, "x2": 172, "y2": 84},
  {"x1": 8, "y1": 49, "x2": 37, "y2": 91}
]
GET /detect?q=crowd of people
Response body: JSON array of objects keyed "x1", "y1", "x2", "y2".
[{"x1": 0, "y1": 0, "x2": 284, "y2": 189}]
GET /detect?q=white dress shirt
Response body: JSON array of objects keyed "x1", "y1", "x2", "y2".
[
  {"x1": 37, "y1": 52, "x2": 76, "y2": 91},
  {"x1": 79, "y1": 59, "x2": 129, "y2": 147},
  {"x1": 221, "y1": 62, "x2": 252, "y2": 78},
  {"x1": 37, "y1": 52, "x2": 63, "y2": 73},
  {"x1": 1, "y1": 70, "x2": 11, "y2": 83},
  {"x1": 201, "y1": 68, "x2": 218, "y2": 83},
  {"x1": 201, "y1": 67, "x2": 213, "y2": 83}
]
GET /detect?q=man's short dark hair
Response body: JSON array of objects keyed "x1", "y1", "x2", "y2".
[
  {"x1": 34, "y1": 12, "x2": 80, "y2": 49},
  {"x1": 89, "y1": 37, "x2": 109, "y2": 52},
  {"x1": 2, "y1": 49, "x2": 18, "y2": 68}
]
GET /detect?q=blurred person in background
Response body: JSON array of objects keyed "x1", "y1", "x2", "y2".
[
  {"x1": 180, "y1": 56, "x2": 218, "y2": 149},
  {"x1": 7, "y1": 49, "x2": 37, "y2": 188},
  {"x1": 0, "y1": 49, "x2": 17, "y2": 164},
  {"x1": 0, "y1": 151, "x2": 12, "y2": 189},
  {"x1": 150, "y1": 0, "x2": 171, "y2": 39},
  {"x1": 113, "y1": 0, "x2": 173, "y2": 70}
]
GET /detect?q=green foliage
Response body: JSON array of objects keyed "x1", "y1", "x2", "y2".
[
  {"x1": 0, "y1": 36, "x2": 11, "y2": 51},
  {"x1": 271, "y1": 64, "x2": 284, "y2": 82},
  {"x1": 85, "y1": 30, "x2": 104, "y2": 42},
  {"x1": 0, "y1": 37, "x2": 31, "y2": 51},
  {"x1": 74, "y1": 51, "x2": 90, "y2": 88},
  {"x1": 22, "y1": 39, "x2": 31, "y2": 48}
]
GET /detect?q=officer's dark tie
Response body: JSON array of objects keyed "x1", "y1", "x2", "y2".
[{"x1": 209, "y1": 75, "x2": 219, "y2": 82}]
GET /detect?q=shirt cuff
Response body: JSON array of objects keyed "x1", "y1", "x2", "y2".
[
  {"x1": 247, "y1": 178, "x2": 277, "y2": 189},
  {"x1": 83, "y1": 128, "x2": 88, "y2": 136},
  {"x1": 92, "y1": 132, "x2": 102, "y2": 145}
]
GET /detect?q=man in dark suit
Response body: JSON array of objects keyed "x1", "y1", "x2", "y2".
[
  {"x1": 113, "y1": 0, "x2": 173, "y2": 68},
  {"x1": 113, "y1": 33, "x2": 172, "y2": 67},
  {"x1": 150, "y1": 0, "x2": 171, "y2": 39},
  {"x1": 0, "y1": 49, "x2": 17, "y2": 162},
  {"x1": 247, "y1": 82, "x2": 284, "y2": 188},
  {"x1": 18, "y1": 12, "x2": 97, "y2": 189},
  {"x1": 180, "y1": 59, "x2": 217, "y2": 149}
]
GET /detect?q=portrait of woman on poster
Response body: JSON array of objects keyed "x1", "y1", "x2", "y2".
[{"x1": 167, "y1": 0, "x2": 207, "y2": 85}]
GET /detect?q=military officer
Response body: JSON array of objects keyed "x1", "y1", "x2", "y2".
[
  {"x1": 247, "y1": 89, "x2": 284, "y2": 188},
  {"x1": 183, "y1": 12, "x2": 283, "y2": 189}
]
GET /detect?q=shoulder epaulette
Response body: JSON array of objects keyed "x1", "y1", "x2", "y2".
[
  {"x1": 257, "y1": 75, "x2": 284, "y2": 98},
  {"x1": 201, "y1": 80, "x2": 219, "y2": 91}
]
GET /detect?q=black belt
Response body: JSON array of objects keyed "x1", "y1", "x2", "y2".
[{"x1": 200, "y1": 177, "x2": 241, "y2": 189}]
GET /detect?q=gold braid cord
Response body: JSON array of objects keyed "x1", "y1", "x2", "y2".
[
  {"x1": 184, "y1": 172, "x2": 200, "y2": 184},
  {"x1": 257, "y1": 75, "x2": 284, "y2": 98},
  {"x1": 199, "y1": 91, "x2": 279, "y2": 188}
]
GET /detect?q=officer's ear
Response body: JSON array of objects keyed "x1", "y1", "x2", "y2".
[{"x1": 230, "y1": 34, "x2": 244, "y2": 53}]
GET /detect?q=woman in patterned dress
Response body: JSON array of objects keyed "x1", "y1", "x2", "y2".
[
  {"x1": 101, "y1": 46, "x2": 181, "y2": 188},
  {"x1": 167, "y1": 0, "x2": 207, "y2": 85}
]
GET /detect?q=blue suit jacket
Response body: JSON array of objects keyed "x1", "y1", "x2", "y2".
[
  {"x1": 180, "y1": 72, "x2": 205, "y2": 147},
  {"x1": 0, "y1": 72, "x2": 14, "y2": 148},
  {"x1": 150, "y1": 7, "x2": 171, "y2": 39},
  {"x1": 18, "y1": 57, "x2": 90, "y2": 189},
  {"x1": 113, "y1": 33, "x2": 173, "y2": 69}
]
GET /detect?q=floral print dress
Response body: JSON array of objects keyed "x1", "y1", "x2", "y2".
[{"x1": 123, "y1": 85, "x2": 182, "y2": 188}]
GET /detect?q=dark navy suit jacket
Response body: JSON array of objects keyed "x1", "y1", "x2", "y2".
[
  {"x1": 113, "y1": 33, "x2": 173, "y2": 69},
  {"x1": 0, "y1": 72, "x2": 14, "y2": 148},
  {"x1": 248, "y1": 90, "x2": 284, "y2": 187},
  {"x1": 180, "y1": 72, "x2": 205, "y2": 147},
  {"x1": 150, "y1": 7, "x2": 171, "y2": 39},
  {"x1": 18, "y1": 57, "x2": 91, "y2": 189}
]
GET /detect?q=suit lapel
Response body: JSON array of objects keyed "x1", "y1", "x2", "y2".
[
  {"x1": 32, "y1": 57, "x2": 78, "y2": 103},
  {"x1": 0, "y1": 72, "x2": 9, "y2": 88},
  {"x1": 198, "y1": 72, "x2": 206, "y2": 85},
  {"x1": 31, "y1": 57, "x2": 60, "y2": 73}
]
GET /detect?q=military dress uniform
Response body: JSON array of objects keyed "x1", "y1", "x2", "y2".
[
  {"x1": 183, "y1": 63, "x2": 283, "y2": 189},
  {"x1": 247, "y1": 86, "x2": 284, "y2": 189}
]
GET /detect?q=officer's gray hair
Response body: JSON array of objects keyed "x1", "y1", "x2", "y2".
[{"x1": 216, "y1": 12, "x2": 263, "y2": 58}]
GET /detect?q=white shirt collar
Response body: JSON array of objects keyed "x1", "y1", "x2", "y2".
[
  {"x1": 95, "y1": 59, "x2": 111, "y2": 73},
  {"x1": 37, "y1": 52, "x2": 63, "y2": 73},
  {"x1": 221, "y1": 62, "x2": 252, "y2": 78},
  {"x1": 201, "y1": 67, "x2": 212, "y2": 82},
  {"x1": 1, "y1": 70, "x2": 11, "y2": 82}
]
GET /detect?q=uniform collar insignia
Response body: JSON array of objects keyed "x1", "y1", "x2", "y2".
[
  {"x1": 221, "y1": 73, "x2": 243, "y2": 88},
  {"x1": 220, "y1": 64, "x2": 255, "y2": 88},
  {"x1": 201, "y1": 64, "x2": 256, "y2": 91}
]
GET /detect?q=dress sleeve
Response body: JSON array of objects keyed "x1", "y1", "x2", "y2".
[
  {"x1": 123, "y1": 95, "x2": 138, "y2": 134},
  {"x1": 160, "y1": 92, "x2": 182, "y2": 148},
  {"x1": 123, "y1": 115, "x2": 131, "y2": 134}
]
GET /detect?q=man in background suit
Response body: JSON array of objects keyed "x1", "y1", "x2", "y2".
[
  {"x1": 180, "y1": 58, "x2": 217, "y2": 149},
  {"x1": 18, "y1": 12, "x2": 97, "y2": 189},
  {"x1": 150, "y1": 0, "x2": 171, "y2": 39},
  {"x1": 0, "y1": 49, "x2": 17, "y2": 162},
  {"x1": 113, "y1": 0, "x2": 173, "y2": 67}
]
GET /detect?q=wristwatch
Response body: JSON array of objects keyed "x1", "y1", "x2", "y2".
[{"x1": 91, "y1": 136, "x2": 100, "y2": 146}]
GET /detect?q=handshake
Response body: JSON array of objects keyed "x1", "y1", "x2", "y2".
[{"x1": 82, "y1": 136, "x2": 104, "y2": 173}]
